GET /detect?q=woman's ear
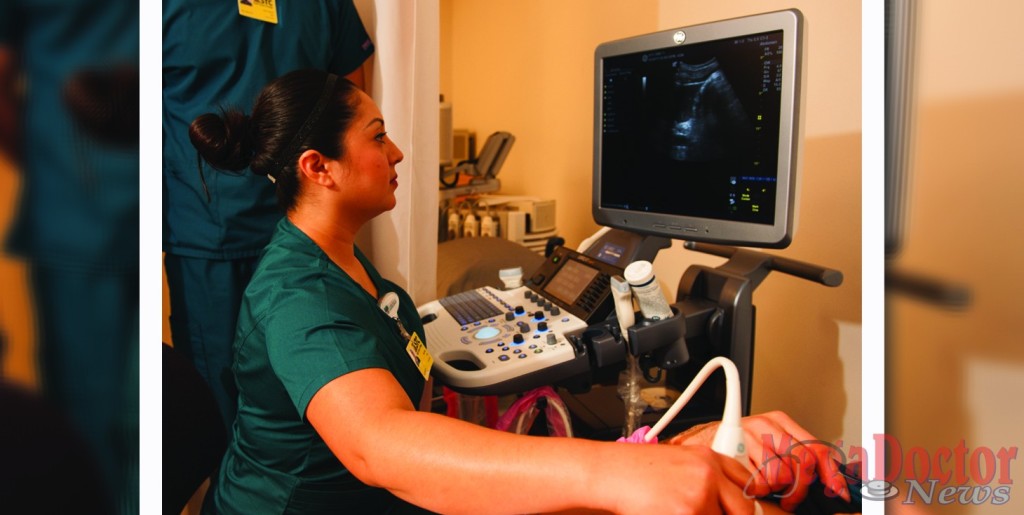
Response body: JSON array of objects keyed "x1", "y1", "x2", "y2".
[{"x1": 296, "y1": 149, "x2": 336, "y2": 187}]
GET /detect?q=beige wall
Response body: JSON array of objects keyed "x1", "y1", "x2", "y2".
[
  {"x1": 889, "y1": 1, "x2": 1024, "y2": 512},
  {"x1": 0, "y1": 156, "x2": 36, "y2": 387},
  {"x1": 442, "y1": 1, "x2": 862, "y2": 444},
  {"x1": 442, "y1": 0, "x2": 658, "y2": 245}
]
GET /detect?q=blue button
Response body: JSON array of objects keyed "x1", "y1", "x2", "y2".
[
  {"x1": 529, "y1": 344, "x2": 537, "y2": 349},
  {"x1": 474, "y1": 326, "x2": 501, "y2": 340},
  {"x1": 513, "y1": 349, "x2": 522, "y2": 354},
  {"x1": 518, "y1": 354, "x2": 527, "y2": 359},
  {"x1": 562, "y1": 317, "x2": 569, "y2": 322},
  {"x1": 485, "y1": 348, "x2": 494, "y2": 353},
  {"x1": 461, "y1": 326, "x2": 469, "y2": 331},
  {"x1": 499, "y1": 355, "x2": 510, "y2": 361},
  {"x1": 473, "y1": 321, "x2": 482, "y2": 326},
  {"x1": 502, "y1": 346, "x2": 510, "y2": 352}
]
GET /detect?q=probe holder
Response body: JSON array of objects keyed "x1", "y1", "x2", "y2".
[{"x1": 623, "y1": 242, "x2": 843, "y2": 416}]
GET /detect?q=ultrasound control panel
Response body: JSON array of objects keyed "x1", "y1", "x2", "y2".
[
  {"x1": 418, "y1": 285, "x2": 590, "y2": 395},
  {"x1": 525, "y1": 245, "x2": 624, "y2": 324}
]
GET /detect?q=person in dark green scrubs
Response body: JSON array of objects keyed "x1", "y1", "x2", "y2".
[
  {"x1": 163, "y1": 0, "x2": 375, "y2": 430},
  {"x1": 1, "y1": 2, "x2": 138, "y2": 512},
  {"x1": 190, "y1": 69, "x2": 852, "y2": 514}
]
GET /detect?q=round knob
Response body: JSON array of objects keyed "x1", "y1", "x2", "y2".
[
  {"x1": 514, "y1": 306, "x2": 525, "y2": 315},
  {"x1": 537, "y1": 322, "x2": 548, "y2": 331},
  {"x1": 534, "y1": 311, "x2": 544, "y2": 320},
  {"x1": 546, "y1": 333, "x2": 557, "y2": 345},
  {"x1": 505, "y1": 312, "x2": 515, "y2": 321},
  {"x1": 513, "y1": 333, "x2": 525, "y2": 344},
  {"x1": 550, "y1": 306, "x2": 561, "y2": 316}
]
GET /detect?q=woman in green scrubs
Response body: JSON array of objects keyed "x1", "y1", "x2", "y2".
[{"x1": 190, "y1": 69, "x2": 849, "y2": 514}]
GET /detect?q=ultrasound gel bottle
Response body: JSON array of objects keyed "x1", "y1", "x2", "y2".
[{"x1": 624, "y1": 260, "x2": 674, "y2": 320}]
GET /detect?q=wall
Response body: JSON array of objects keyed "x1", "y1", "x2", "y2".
[
  {"x1": 0, "y1": 155, "x2": 36, "y2": 387},
  {"x1": 443, "y1": 0, "x2": 862, "y2": 445},
  {"x1": 442, "y1": 0, "x2": 658, "y2": 245},
  {"x1": 888, "y1": 1, "x2": 1024, "y2": 512}
]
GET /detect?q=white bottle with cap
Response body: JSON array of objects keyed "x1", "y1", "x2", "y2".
[{"x1": 623, "y1": 260, "x2": 673, "y2": 321}]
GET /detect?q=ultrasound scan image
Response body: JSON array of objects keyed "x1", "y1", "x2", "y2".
[{"x1": 667, "y1": 58, "x2": 750, "y2": 162}]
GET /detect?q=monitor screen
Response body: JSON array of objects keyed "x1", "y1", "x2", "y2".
[
  {"x1": 543, "y1": 258, "x2": 599, "y2": 305},
  {"x1": 592, "y1": 10, "x2": 803, "y2": 248}
]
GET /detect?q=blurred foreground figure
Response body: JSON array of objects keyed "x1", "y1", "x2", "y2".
[{"x1": 0, "y1": 1, "x2": 139, "y2": 513}]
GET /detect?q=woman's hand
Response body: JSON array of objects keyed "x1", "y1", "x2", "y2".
[
  {"x1": 602, "y1": 443, "x2": 759, "y2": 515},
  {"x1": 666, "y1": 411, "x2": 850, "y2": 512}
]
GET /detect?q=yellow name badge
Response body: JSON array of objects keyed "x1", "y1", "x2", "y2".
[
  {"x1": 405, "y1": 332, "x2": 433, "y2": 381},
  {"x1": 238, "y1": 0, "x2": 278, "y2": 24}
]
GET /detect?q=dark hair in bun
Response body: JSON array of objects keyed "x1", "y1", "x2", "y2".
[
  {"x1": 189, "y1": 69, "x2": 360, "y2": 211},
  {"x1": 189, "y1": 110, "x2": 254, "y2": 171}
]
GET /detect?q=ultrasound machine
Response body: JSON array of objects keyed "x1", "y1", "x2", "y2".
[{"x1": 418, "y1": 13, "x2": 857, "y2": 508}]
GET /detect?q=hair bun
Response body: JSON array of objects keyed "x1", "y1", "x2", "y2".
[{"x1": 189, "y1": 109, "x2": 255, "y2": 172}]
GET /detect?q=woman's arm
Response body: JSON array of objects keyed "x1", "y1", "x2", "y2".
[{"x1": 307, "y1": 368, "x2": 756, "y2": 515}]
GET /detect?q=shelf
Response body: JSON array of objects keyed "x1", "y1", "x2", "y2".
[{"x1": 438, "y1": 178, "x2": 502, "y2": 200}]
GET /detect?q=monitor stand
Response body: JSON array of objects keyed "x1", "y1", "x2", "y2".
[{"x1": 559, "y1": 236, "x2": 844, "y2": 441}]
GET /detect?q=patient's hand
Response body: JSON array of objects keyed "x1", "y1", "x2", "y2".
[{"x1": 665, "y1": 411, "x2": 850, "y2": 512}]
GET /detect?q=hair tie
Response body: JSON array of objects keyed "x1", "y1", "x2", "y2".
[{"x1": 270, "y1": 73, "x2": 339, "y2": 180}]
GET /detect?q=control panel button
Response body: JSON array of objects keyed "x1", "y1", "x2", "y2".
[
  {"x1": 485, "y1": 348, "x2": 494, "y2": 353},
  {"x1": 474, "y1": 327, "x2": 501, "y2": 340},
  {"x1": 518, "y1": 354, "x2": 528, "y2": 359},
  {"x1": 512, "y1": 333, "x2": 525, "y2": 344},
  {"x1": 514, "y1": 306, "x2": 525, "y2": 315},
  {"x1": 505, "y1": 312, "x2": 515, "y2": 321},
  {"x1": 550, "y1": 306, "x2": 560, "y2": 316},
  {"x1": 537, "y1": 322, "x2": 548, "y2": 332},
  {"x1": 499, "y1": 355, "x2": 510, "y2": 361}
]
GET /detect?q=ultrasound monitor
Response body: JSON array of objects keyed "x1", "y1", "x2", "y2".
[{"x1": 592, "y1": 10, "x2": 804, "y2": 248}]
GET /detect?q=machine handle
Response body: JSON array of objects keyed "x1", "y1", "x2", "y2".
[{"x1": 683, "y1": 241, "x2": 843, "y2": 287}]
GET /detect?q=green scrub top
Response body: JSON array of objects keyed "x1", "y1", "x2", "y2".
[
  {"x1": 211, "y1": 218, "x2": 429, "y2": 514},
  {"x1": 162, "y1": 0, "x2": 374, "y2": 259}
]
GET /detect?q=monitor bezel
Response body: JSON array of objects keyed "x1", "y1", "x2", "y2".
[{"x1": 592, "y1": 9, "x2": 804, "y2": 249}]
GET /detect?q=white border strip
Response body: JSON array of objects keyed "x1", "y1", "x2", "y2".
[
  {"x1": 139, "y1": 0, "x2": 161, "y2": 509},
  {"x1": 862, "y1": 0, "x2": 885, "y2": 514}
]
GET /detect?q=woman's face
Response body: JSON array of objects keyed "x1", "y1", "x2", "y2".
[{"x1": 334, "y1": 90, "x2": 405, "y2": 216}]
